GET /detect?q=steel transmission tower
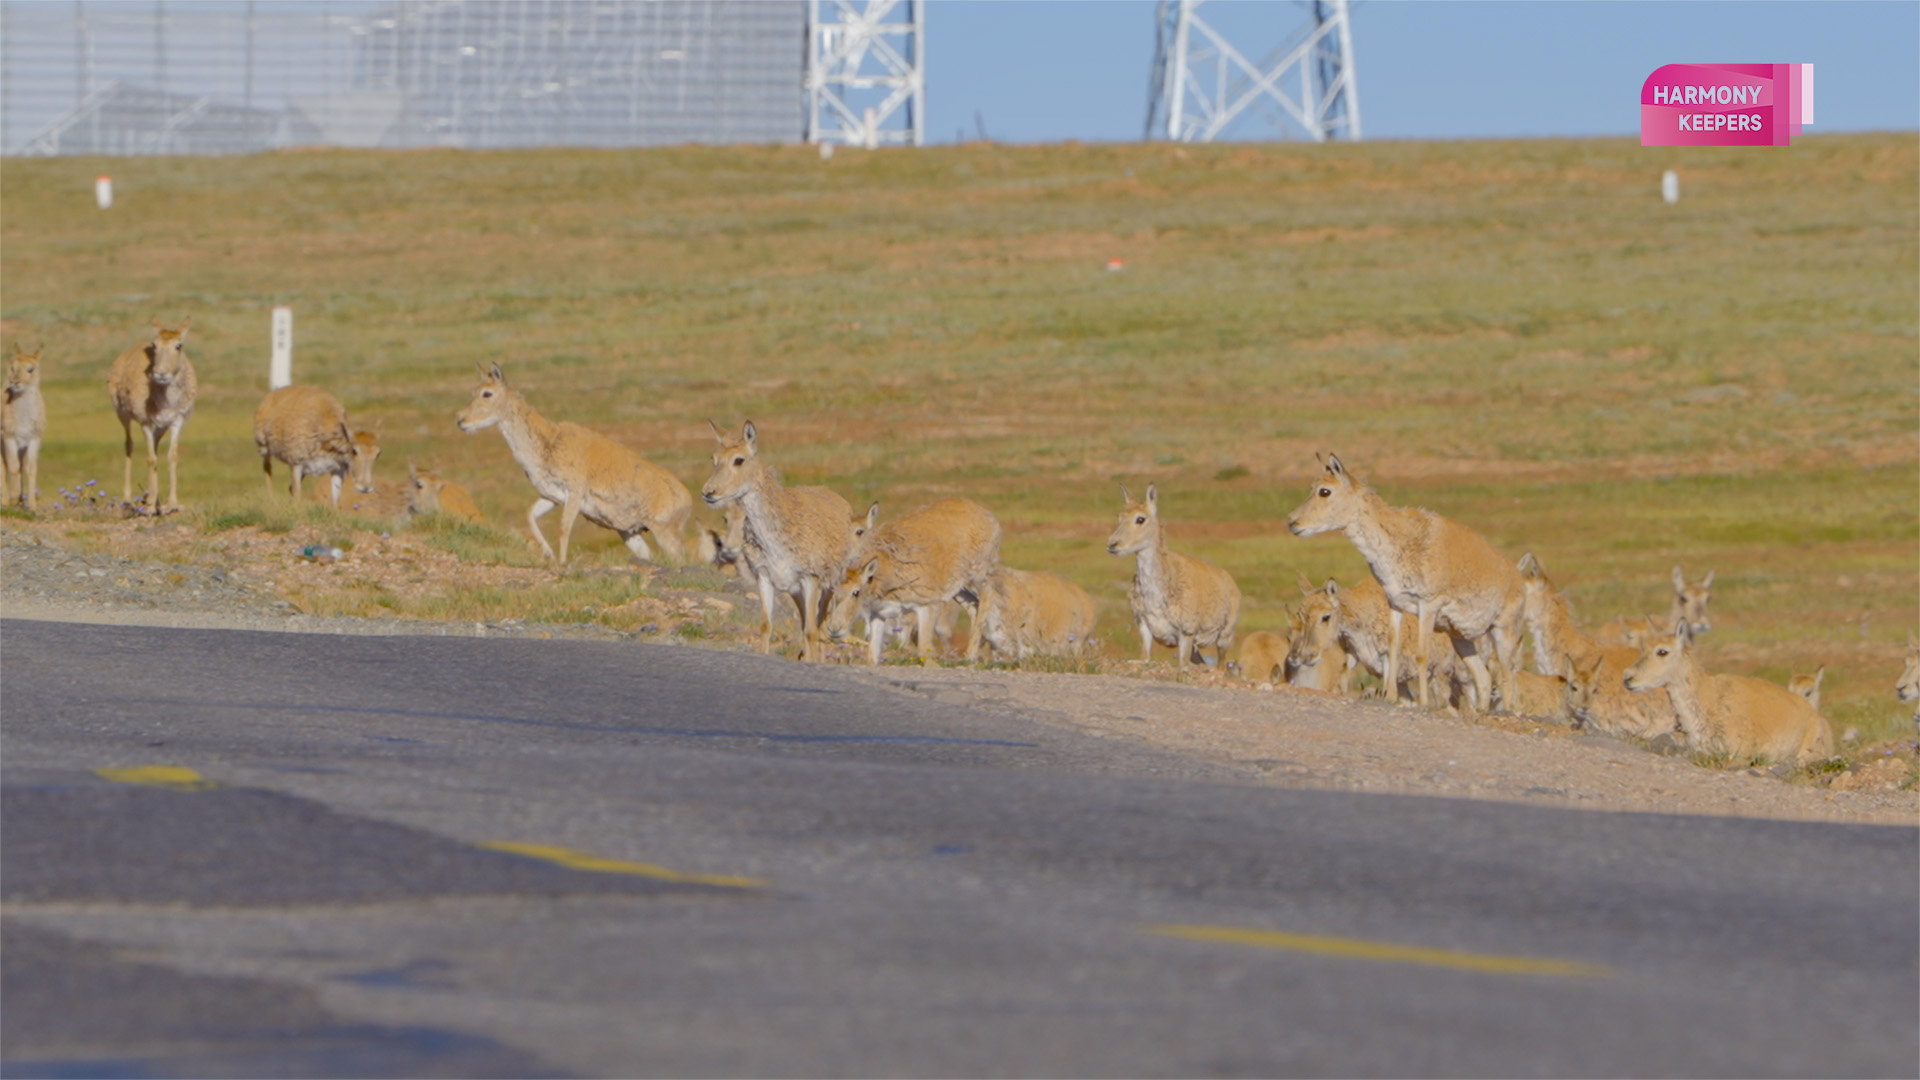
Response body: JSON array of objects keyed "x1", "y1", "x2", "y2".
[
  {"x1": 805, "y1": 0, "x2": 924, "y2": 148},
  {"x1": 1145, "y1": 0, "x2": 1360, "y2": 143}
]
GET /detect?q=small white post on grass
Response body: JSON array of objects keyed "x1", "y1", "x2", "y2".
[
  {"x1": 1661, "y1": 170, "x2": 1680, "y2": 205},
  {"x1": 269, "y1": 307, "x2": 293, "y2": 390},
  {"x1": 95, "y1": 175, "x2": 113, "y2": 209}
]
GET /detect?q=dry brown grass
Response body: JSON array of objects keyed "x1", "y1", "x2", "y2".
[{"x1": 1, "y1": 134, "x2": 1914, "y2": 747}]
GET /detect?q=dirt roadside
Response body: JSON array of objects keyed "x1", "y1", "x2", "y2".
[{"x1": 3, "y1": 522, "x2": 1915, "y2": 827}]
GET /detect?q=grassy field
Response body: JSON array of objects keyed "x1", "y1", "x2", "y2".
[{"x1": 2, "y1": 135, "x2": 1915, "y2": 741}]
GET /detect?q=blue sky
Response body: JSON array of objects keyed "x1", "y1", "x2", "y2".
[{"x1": 925, "y1": 1, "x2": 1920, "y2": 143}]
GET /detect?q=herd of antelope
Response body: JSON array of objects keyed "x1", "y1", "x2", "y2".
[{"x1": 4, "y1": 320, "x2": 1917, "y2": 766}]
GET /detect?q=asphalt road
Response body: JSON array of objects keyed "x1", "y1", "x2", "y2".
[{"x1": 2, "y1": 617, "x2": 1914, "y2": 1078}]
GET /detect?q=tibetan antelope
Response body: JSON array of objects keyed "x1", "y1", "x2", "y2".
[
  {"x1": 701, "y1": 420, "x2": 855, "y2": 662},
  {"x1": 108, "y1": 317, "x2": 197, "y2": 512},
  {"x1": 977, "y1": 566, "x2": 1096, "y2": 663},
  {"x1": 1787, "y1": 666, "x2": 1826, "y2": 713},
  {"x1": 1517, "y1": 553, "x2": 1677, "y2": 739},
  {"x1": 1287, "y1": 455, "x2": 1523, "y2": 711},
  {"x1": 1624, "y1": 621, "x2": 1834, "y2": 765},
  {"x1": 1597, "y1": 567, "x2": 1715, "y2": 645},
  {"x1": 253, "y1": 385, "x2": 380, "y2": 508},
  {"x1": 457, "y1": 364, "x2": 690, "y2": 565},
  {"x1": 1107, "y1": 484, "x2": 1240, "y2": 667},
  {"x1": 3, "y1": 344, "x2": 47, "y2": 511},
  {"x1": 1898, "y1": 633, "x2": 1919, "y2": 725},
  {"x1": 406, "y1": 462, "x2": 484, "y2": 523},
  {"x1": 823, "y1": 498, "x2": 1002, "y2": 665}
]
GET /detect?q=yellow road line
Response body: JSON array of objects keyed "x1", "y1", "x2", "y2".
[
  {"x1": 1150, "y1": 923, "x2": 1612, "y2": 978},
  {"x1": 95, "y1": 765, "x2": 218, "y2": 791},
  {"x1": 480, "y1": 841, "x2": 766, "y2": 889}
]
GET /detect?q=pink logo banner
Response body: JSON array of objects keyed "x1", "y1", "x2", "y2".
[{"x1": 1641, "y1": 63, "x2": 1814, "y2": 146}]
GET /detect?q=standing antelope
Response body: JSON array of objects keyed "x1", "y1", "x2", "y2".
[
  {"x1": 406, "y1": 462, "x2": 485, "y2": 523},
  {"x1": 1315, "y1": 576, "x2": 1474, "y2": 707},
  {"x1": 3, "y1": 344, "x2": 47, "y2": 511},
  {"x1": 1897, "y1": 633, "x2": 1919, "y2": 724},
  {"x1": 1107, "y1": 484, "x2": 1240, "y2": 667},
  {"x1": 1517, "y1": 553, "x2": 1677, "y2": 739},
  {"x1": 976, "y1": 566, "x2": 1096, "y2": 663},
  {"x1": 822, "y1": 498, "x2": 1002, "y2": 665},
  {"x1": 1624, "y1": 621, "x2": 1834, "y2": 765},
  {"x1": 108, "y1": 317, "x2": 197, "y2": 512},
  {"x1": 253, "y1": 385, "x2": 380, "y2": 508},
  {"x1": 702, "y1": 420, "x2": 855, "y2": 662},
  {"x1": 457, "y1": 364, "x2": 690, "y2": 565},
  {"x1": 1286, "y1": 454, "x2": 1523, "y2": 710},
  {"x1": 1597, "y1": 567, "x2": 1715, "y2": 645}
]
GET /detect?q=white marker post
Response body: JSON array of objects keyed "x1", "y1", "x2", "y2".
[
  {"x1": 269, "y1": 307, "x2": 293, "y2": 390},
  {"x1": 95, "y1": 175, "x2": 113, "y2": 209},
  {"x1": 1661, "y1": 170, "x2": 1679, "y2": 205}
]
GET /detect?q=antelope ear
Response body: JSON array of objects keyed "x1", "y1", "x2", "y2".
[
  {"x1": 1323, "y1": 578, "x2": 1340, "y2": 598},
  {"x1": 1813, "y1": 666, "x2": 1826, "y2": 689},
  {"x1": 1673, "y1": 618, "x2": 1693, "y2": 647},
  {"x1": 150, "y1": 315, "x2": 163, "y2": 330},
  {"x1": 1118, "y1": 484, "x2": 1131, "y2": 505},
  {"x1": 1325, "y1": 453, "x2": 1345, "y2": 477},
  {"x1": 742, "y1": 420, "x2": 758, "y2": 449},
  {"x1": 1672, "y1": 566, "x2": 1686, "y2": 591},
  {"x1": 1295, "y1": 570, "x2": 1315, "y2": 595},
  {"x1": 864, "y1": 503, "x2": 879, "y2": 530},
  {"x1": 1517, "y1": 552, "x2": 1536, "y2": 576},
  {"x1": 707, "y1": 418, "x2": 725, "y2": 443},
  {"x1": 1144, "y1": 484, "x2": 1158, "y2": 513},
  {"x1": 862, "y1": 557, "x2": 880, "y2": 580},
  {"x1": 1701, "y1": 569, "x2": 1715, "y2": 589},
  {"x1": 488, "y1": 362, "x2": 505, "y2": 383},
  {"x1": 177, "y1": 316, "x2": 191, "y2": 336}
]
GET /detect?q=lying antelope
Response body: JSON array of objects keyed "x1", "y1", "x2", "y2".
[
  {"x1": 1787, "y1": 666, "x2": 1826, "y2": 713},
  {"x1": 253, "y1": 385, "x2": 380, "y2": 509},
  {"x1": 458, "y1": 364, "x2": 690, "y2": 565},
  {"x1": 823, "y1": 498, "x2": 1002, "y2": 665},
  {"x1": 1236, "y1": 630, "x2": 1290, "y2": 686},
  {"x1": 1624, "y1": 621, "x2": 1834, "y2": 765},
  {"x1": 1518, "y1": 553, "x2": 1677, "y2": 740},
  {"x1": 406, "y1": 462, "x2": 485, "y2": 523},
  {"x1": 109, "y1": 317, "x2": 197, "y2": 512},
  {"x1": 3, "y1": 344, "x2": 47, "y2": 511},
  {"x1": 702, "y1": 420, "x2": 855, "y2": 662},
  {"x1": 1288, "y1": 455, "x2": 1523, "y2": 711},
  {"x1": 1283, "y1": 584, "x2": 1355, "y2": 694},
  {"x1": 977, "y1": 566, "x2": 1096, "y2": 663},
  {"x1": 1505, "y1": 668, "x2": 1571, "y2": 722},
  {"x1": 1597, "y1": 567, "x2": 1715, "y2": 645},
  {"x1": 1108, "y1": 484, "x2": 1240, "y2": 667}
]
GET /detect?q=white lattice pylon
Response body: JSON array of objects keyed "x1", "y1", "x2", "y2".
[
  {"x1": 805, "y1": 0, "x2": 923, "y2": 148},
  {"x1": 1148, "y1": 0, "x2": 1360, "y2": 143}
]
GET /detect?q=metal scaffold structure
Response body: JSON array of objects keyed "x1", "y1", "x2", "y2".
[
  {"x1": 3, "y1": 0, "x2": 809, "y2": 156},
  {"x1": 1145, "y1": 0, "x2": 1361, "y2": 143},
  {"x1": 805, "y1": 0, "x2": 924, "y2": 148}
]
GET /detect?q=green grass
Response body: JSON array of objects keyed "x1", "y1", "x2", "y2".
[{"x1": 2, "y1": 135, "x2": 1915, "y2": 732}]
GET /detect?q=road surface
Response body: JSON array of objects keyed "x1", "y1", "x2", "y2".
[{"x1": 2, "y1": 617, "x2": 1914, "y2": 1077}]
